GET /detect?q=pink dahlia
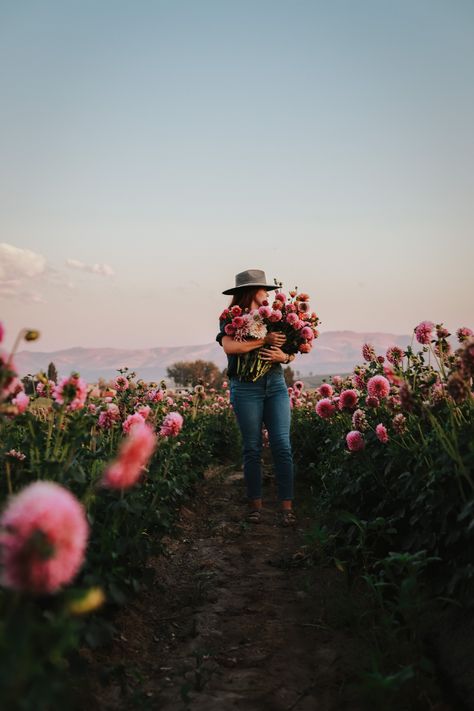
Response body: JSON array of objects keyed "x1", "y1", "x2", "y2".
[
  {"x1": 122, "y1": 412, "x2": 144, "y2": 434},
  {"x1": 362, "y1": 343, "x2": 376, "y2": 362},
  {"x1": 375, "y1": 423, "x2": 389, "y2": 443},
  {"x1": 315, "y1": 398, "x2": 336, "y2": 419},
  {"x1": 367, "y1": 375, "x2": 391, "y2": 399},
  {"x1": 224, "y1": 323, "x2": 236, "y2": 336},
  {"x1": 286, "y1": 313, "x2": 299, "y2": 325},
  {"x1": 338, "y1": 389, "x2": 358, "y2": 411},
  {"x1": 114, "y1": 375, "x2": 129, "y2": 391},
  {"x1": 332, "y1": 375, "x2": 343, "y2": 389},
  {"x1": 135, "y1": 405, "x2": 151, "y2": 420},
  {"x1": 365, "y1": 395, "x2": 380, "y2": 408},
  {"x1": 52, "y1": 374, "x2": 87, "y2": 411},
  {"x1": 392, "y1": 413, "x2": 407, "y2": 434},
  {"x1": 12, "y1": 391, "x2": 29, "y2": 414},
  {"x1": 147, "y1": 388, "x2": 165, "y2": 403},
  {"x1": 293, "y1": 380, "x2": 304, "y2": 391},
  {"x1": 300, "y1": 326, "x2": 314, "y2": 341},
  {"x1": 386, "y1": 346, "x2": 404, "y2": 364},
  {"x1": 230, "y1": 305, "x2": 242, "y2": 316},
  {"x1": 159, "y1": 411, "x2": 184, "y2": 437},
  {"x1": 269, "y1": 310, "x2": 283, "y2": 322},
  {"x1": 258, "y1": 306, "x2": 272, "y2": 319},
  {"x1": 0, "y1": 480, "x2": 89, "y2": 594},
  {"x1": 415, "y1": 320, "x2": 434, "y2": 345},
  {"x1": 318, "y1": 383, "x2": 333, "y2": 398},
  {"x1": 275, "y1": 292, "x2": 287, "y2": 302},
  {"x1": 352, "y1": 409, "x2": 368, "y2": 431},
  {"x1": 456, "y1": 327, "x2": 473, "y2": 343},
  {"x1": 346, "y1": 430, "x2": 365, "y2": 452},
  {"x1": 299, "y1": 343, "x2": 312, "y2": 353},
  {"x1": 98, "y1": 403, "x2": 121, "y2": 429},
  {"x1": 232, "y1": 316, "x2": 246, "y2": 328},
  {"x1": 101, "y1": 421, "x2": 157, "y2": 490}
]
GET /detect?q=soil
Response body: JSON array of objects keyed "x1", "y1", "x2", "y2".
[{"x1": 73, "y1": 462, "x2": 452, "y2": 711}]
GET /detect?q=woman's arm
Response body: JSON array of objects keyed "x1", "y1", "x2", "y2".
[{"x1": 221, "y1": 335, "x2": 266, "y2": 355}]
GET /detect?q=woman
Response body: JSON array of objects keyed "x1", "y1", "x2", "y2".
[{"x1": 216, "y1": 269, "x2": 297, "y2": 527}]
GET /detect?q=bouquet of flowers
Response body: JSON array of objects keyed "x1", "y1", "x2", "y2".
[{"x1": 218, "y1": 280, "x2": 321, "y2": 381}]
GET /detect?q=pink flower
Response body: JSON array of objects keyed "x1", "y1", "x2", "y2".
[
  {"x1": 299, "y1": 342, "x2": 312, "y2": 353},
  {"x1": 352, "y1": 409, "x2": 368, "y2": 431},
  {"x1": 12, "y1": 391, "x2": 29, "y2": 414},
  {"x1": 258, "y1": 306, "x2": 272, "y2": 318},
  {"x1": 136, "y1": 405, "x2": 151, "y2": 420},
  {"x1": 315, "y1": 398, "x2": 336, "y2": 419},
  {"x1": 122, "y1": 412, "x2": 145, "y2": 434},
  {"x1": 275, "y1": 292, "x2": 287, "y2": 302},
  {"x1": 352, "y1": 373, "x2": 366, "y2": 390},
  {"x1": 0, "y1": 322, "x2": 3, "y2": 343},
  {"x1": 147, "y1": 388, "x2": 164, "y2": 403},
  {"x1": 232, "y1": 316, "x2": 245, "y2": 328},
  {"x1": 386, "y1": 346, "x2": 404, "y2": 364},
  {"x1": 415, "y1": 320, "x2": 434, "y2": 345},
  {"x1": 332, "y1": 375, "x2": 343, "y2": 389},
  {"x1": 300, "y1": 326, "x2": 314, "y2": 341},
  {"x1": 224, "y1": 323, "x2": 236, "y2": 336},
  {"x1": 392, "y1": 413, "x2": 407, "y2": 434},
  {"x1": 293, "y1": 380, "x2": 304, "y2": 391},
  {"x1": 338, "y1": 389, "x2": 358, "y2": 411},
  {"x1": 362, "y1": 343, "x2": 376, "y2": 362},
  {"x1": 230, "y1": 305, "x2": 242, "y2": 316},
  {"x1": 269, "y1": 310, "x2": 283, "y2": 322},
  {"x1": 375, "y1": 423, "x2": 389, "y2": 443},
  {"x1": 318, "y1": 383, "x2": 333, "y2": 398},
  {"x1": 346, "y1": 430, "x2": 365, "y2": 452},
  {"x1": 297, "y1": 301, "x2": 310, "y2": 313},
  {"x1": 365, "y1": 395, "x2": 380, "y2": 408},
  {"x1": 98, "y1": 403, "x2": 121, "y2": 429},
  {"x1": 114, "y1": 376, "x2": 129, "y2": 391},
  {"x1": 222, "y1": 380, "x2": 228, "y2": 389},
  {"x1": 52, "y1": 374, "x2": 87, "y2": 411},
  {"x1": 457, "y1": 327, "x2": 473, "y2": 342},
  {"x1": 0, "y1": 481, "x2": 89, "y2": 594},
  {"x1": 101, "y1": 421, "x2": 157, "y2": 490},
  {"x1": 159, "y1": 411, "x2": 184, "y2": 437},
  {"x1": 286, "y1": 313, "x2": 299, "y2": 325},
  {"x1": 166, "y1": 396, "x2": 174, "y2": 406},
  {"x1": 367, "y1": 375, "x2": 391, "y2": 399}
]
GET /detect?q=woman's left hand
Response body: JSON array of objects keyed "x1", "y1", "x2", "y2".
[{"x1": 259, "y1": 345, "x2": 287, "y2": 363}]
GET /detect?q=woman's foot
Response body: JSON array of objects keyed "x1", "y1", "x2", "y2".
[
  {"x1": 245, "y1": 499, "x2": 263, "y2": 524},
  {"x1": 278, "y1": 508, "x2": 297, "y2": 527}
]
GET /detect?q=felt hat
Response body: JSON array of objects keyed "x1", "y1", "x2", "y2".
[{"x1": 222, "y1": 269, "x2": 279, "y2": 295}]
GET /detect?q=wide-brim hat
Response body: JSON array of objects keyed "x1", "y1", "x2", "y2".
[{"x1": 222, "y1": 269, "x2": 279, "y2": 295}]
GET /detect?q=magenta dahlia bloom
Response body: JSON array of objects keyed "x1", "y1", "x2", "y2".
[
  {"x1": 338, "y1": 389, "x2": 359, "y2": 411},
  {"x1": 415, "y1": 320, "x2": 434, "y2": 345},
  {"x1": 101, "y1": 421, "x2": 157, "y2": 490},
  {"x1": 375, "y1": 423, "x2": 389, "y2": 443},
  {"x1": 230, "y1": 305, "x2": 242, "y2": 316},
  {"x1": 0, "y1": 481, "x2": 89, "y2": 594},
  {"x1": 365, "y1": 395, "x2": 380, "y2": 408},
  {"x1": 346, "y1": 430, "x2": 365, "y2": 452},
  {"x1": 300, "y1": 326, "x2": 314, "y2": 341},
  {"x1": 318, "y1": 383, "x2": 333, "y2": 398},
  {"x1": 315, "y1": 398, "x2": 336, "y2": 419},
  {"x1": 98, "y1": 403, "x2": 121, "y2": 429},
  {"x1": 367, "y1": 375, "x2": 391, "y2": 399},
  {"x1": 159, "y1": 411, "x2": 184, "y2": 437}
]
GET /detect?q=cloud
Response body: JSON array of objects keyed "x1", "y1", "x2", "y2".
[
  {"x1": 0, "y1": 243, "x2": 47, "y2": 302},
  {"x1": 65, "y1": 259, "x2": 115, "y2": 276},
  {"x1": 0, "y1": 243, "x2": 46, "y2": 281}
]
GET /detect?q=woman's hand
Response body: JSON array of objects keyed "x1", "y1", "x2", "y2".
[
  {"x1": 264, "y1": 332, "x2": 286, "y2": 347},
  {"x1": 259, "y1": 345, "x2": 288, "y2": 363}
]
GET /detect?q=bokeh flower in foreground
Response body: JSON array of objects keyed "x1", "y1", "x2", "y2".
[
  {"x1": 101, "y1": 421, "x2": 157, "y2": 489},
  {"x1": 0, "y1": 481, "x2": 89, "y2": 594}
]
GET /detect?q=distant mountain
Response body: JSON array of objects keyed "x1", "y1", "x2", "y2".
[{"x1": 13, "y1": 330, "x2": 441, "y2": 383}]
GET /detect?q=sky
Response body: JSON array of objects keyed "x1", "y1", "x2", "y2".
[{"x1": 1, "y1": 0, "x2": 473, "y2": 352}]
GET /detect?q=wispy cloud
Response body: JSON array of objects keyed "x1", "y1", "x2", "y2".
[
  {"x1": 65, "y1": 259, "x2": 115, "y2": 276},
  {"x1": 0, "y1": 243, "x2": 48, "y2": 302}
]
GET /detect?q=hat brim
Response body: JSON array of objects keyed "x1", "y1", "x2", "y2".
[{"x1": 222, "y1": 283, "x2": 279, "y2": 296}]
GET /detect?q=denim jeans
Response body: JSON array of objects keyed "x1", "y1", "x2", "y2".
[{"x1": 229, "y1": 367, "x2": 294, "y2": 501}]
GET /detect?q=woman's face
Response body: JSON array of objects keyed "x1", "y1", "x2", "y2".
[{"x1": 254, "y1": 288, "x2": 268, "y2": 306}]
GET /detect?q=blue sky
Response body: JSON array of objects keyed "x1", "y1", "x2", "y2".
[{"x1": 1, "y1": 0, "x2": 473, "y2": 351}]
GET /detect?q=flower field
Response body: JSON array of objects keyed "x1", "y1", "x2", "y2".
[{"x1": 0, "y1": 320, "x2": 473, "y2": 709}]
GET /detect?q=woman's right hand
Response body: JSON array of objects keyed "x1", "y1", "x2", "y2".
[{"x1": 264, "y1": 331, "x2": 286, "y2": 347}]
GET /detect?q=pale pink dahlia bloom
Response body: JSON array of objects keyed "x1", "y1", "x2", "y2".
[
  {"x1": 0, "y1": 480, "x2": 89, "y2": 594},
  {"x1": 122, "y1": 412, "x2": 145, "y2": 434},
  {"x1": 367, "y1": 375, "x2": 391, "y2": 399},
  {"x1": 52, "y1": 374, "x2": 87, "y2": 411},
  {"x1": 375, "y1": 423, "x2": 389, "y2": 443},
  {"x1": 159, "y1": 411, "x2": 184, "y2": 437},
  {"x1": 456, "y1": 327, "x2": 473, "y2": 343},
  {"x1": 114, "y1": 376, "x2": 129, "y2": 391},
  {"x1": 346, "y1": 430, "x2": 365, "y2": 452},
  {"x1": 362, "y1": 343, "x2": 376, "y2": 362},
  {"x1": 12, "y1": 391, "x2": 29, "y2": 414},
  {"x1": 101, "y1": 421, "x2": 157, "y2": 490}
]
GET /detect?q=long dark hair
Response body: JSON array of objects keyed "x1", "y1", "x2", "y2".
[{"x1": 228, "y1": 286, "x2": 262, "y2": 312}]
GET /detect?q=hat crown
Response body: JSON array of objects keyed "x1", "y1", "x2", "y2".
[{"x1": 221, "y1": 268, "x2": 279, "y2": 295}]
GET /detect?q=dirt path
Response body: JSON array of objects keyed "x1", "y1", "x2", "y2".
[{"x1": 77, "y1": 463, "x2": 376, "y2": 710}]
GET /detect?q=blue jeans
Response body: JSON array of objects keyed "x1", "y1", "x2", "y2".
[{"x1": 229, "y1": 367, "x2": 295, "y2": 502}]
